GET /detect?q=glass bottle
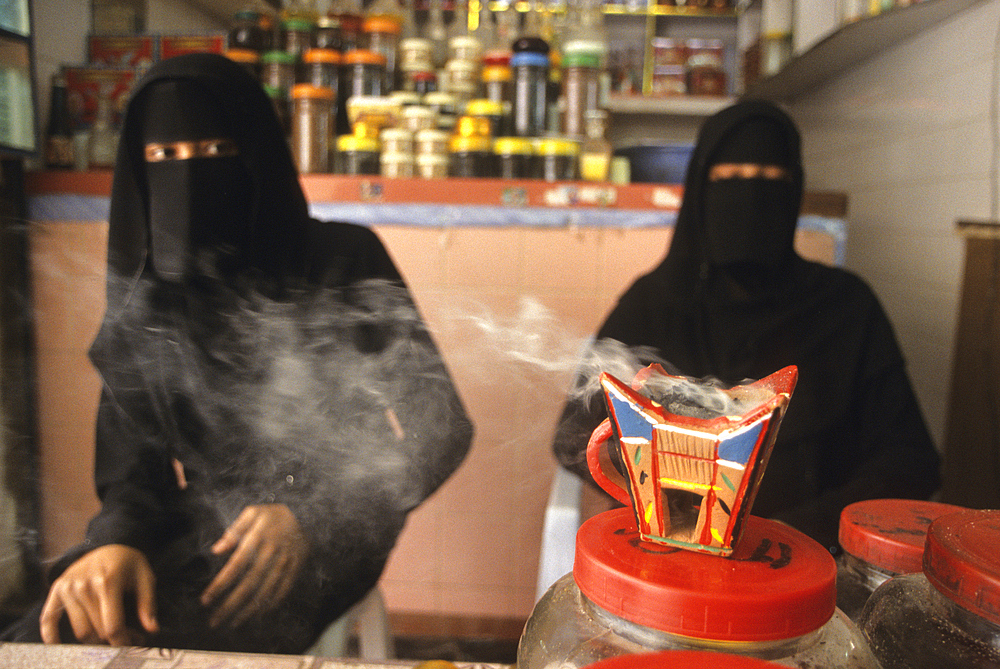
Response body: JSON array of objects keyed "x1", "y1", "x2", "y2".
[
  {"x1": 44, "y1": 73, "x2": 75, "y2": 170},
  {"x1": 329, "y1": 0, "x2": 364, "y2": 50},
  {"x1": 579, "y1": 108, "x2": 611, "y2": 182},
  {"x1": 510, "y1": 36, "x2": 549, "y2": 137},
  {"x1": 87, "y1": 85, "x2": 117, "y2": 170}
]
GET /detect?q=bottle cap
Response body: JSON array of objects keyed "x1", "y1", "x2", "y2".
[
  {"x1": 464, "y1": 98, "x2": 503, "y2": 117},
  {"x1": 481, "y1": 64, "x2": 512, "y2": 83},
  {"x1": 291, "y1": 83, "x2": 335, "y2": 99},
  {"x1": 261, "y1": 50, "x2": 296, "y2": 64},
  {"x1": 536, "y1": 137, "x2": 580, "y2": 157},
  {"x1": 923, "y1": 509, "x2": 1000, "y2": 625},
  {"x1": 574, "y1": 508, "x2": 836, "y2": 641},
  {"x1": 302, "y1": 48, "x2": 342, "y2": 64},
  {"x1": 362, "y1": 15, "x2": 402, "y2": 34},
  {"x1": 512, "y1": 36, "x2": 550, "y2": 55},
  {"x1": 449, "y1": 135, "x2": 492, "y2": 153},
  {"x1": 562, "y1": 51, "x2": 601, "y2": 69},
  {"x1": 337, "y1": 134, "x2": 380, "y2": 152},
  {"x1": 509, "y1": 51, "x2": 549, "y2": 68},
  {"x1": 493, "y1": 136, "x2": 533, "y2": 156},
  {"x1": 343, "y1": 49, "x2": 387, "y2": 66},
  {"x1": 282, "y1": 16, "x2": 316, "y2": 31},
  {"x1": 838, "y1": 498, "x2": 965, "y2": 574}
]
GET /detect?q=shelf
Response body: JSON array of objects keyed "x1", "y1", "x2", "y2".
[
  {"x1": 747, "y1": 0, "x2": 990, "y2": 101},
  {"x1": 607, "y1": 94, "x2": 736, "y2": 116}
]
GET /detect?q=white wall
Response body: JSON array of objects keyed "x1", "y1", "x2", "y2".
[{"x1": 788, "y1": 0, "x2": 1000, "y2": 449}]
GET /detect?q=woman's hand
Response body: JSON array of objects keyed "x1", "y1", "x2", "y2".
[
  {"x1": 39, "y1": 544, "x2": 158, "y2": 646},
  {"x1": 199, "y1": 503, "x2": 308, "y2": 629}
]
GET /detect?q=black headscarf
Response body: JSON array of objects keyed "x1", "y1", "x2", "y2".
[
  {"x1": 553, "y1": 99, "x2": 940, "y2": 550},
  {"x1": 103, "y1": 53, "x2": 312, "y2": 312}
]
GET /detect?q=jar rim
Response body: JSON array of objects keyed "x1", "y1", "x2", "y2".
[
  {"x1": 923, "y1": 509, "x2": 1000, "y2": 626},
  {"x1": 838, "y1": 499, "x2": 965, "y2": 574},
  {"x1": 574, "y1": 509, "x2": 836, "y2": 641}
]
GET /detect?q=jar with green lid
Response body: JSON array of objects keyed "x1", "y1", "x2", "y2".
[
  {"x1": 561, "y1": 48, "x2": 603, "y2": 139},
  {"x1": 449, "y1": 135, "x2": 495, "y2": 178},
  {"x1": 291, "y1": 83, "x2": 335, "y2": 173},
  {"x1": 494, "y1": 136, "x2": 535, "y2": 179},
  {"x1": 336, "y1": 133, "x2": 380, "y2": 174},
  {"x1": 282, "y1": 16, "x2": 315, "y2": 59},
  {"x1": 262, "y1": 49, "x2": 297, "y2": 98},
  {"x1": 536, "y1": 137, "x2": 579, "y2": 181}
]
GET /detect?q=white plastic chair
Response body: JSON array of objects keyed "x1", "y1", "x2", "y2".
[
  {"x1": 534, "y1": 467, "x2": 583, "y2": 601},
  {"x1": 307, "y1": 586, "x2": 395, "y2": 659}
]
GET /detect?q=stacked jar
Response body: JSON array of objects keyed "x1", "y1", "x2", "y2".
[
  {"x1": 836, "y1": 498, "x2": 964, "y2": 623},
  {"x1": 415, "y1": 125, "x2": 450, "y2": 178},
  {"x1": 519, "y1": 508, "x2": 881, "y2": 669},
  {"x1": 400, "y1": 37, "x2": 435, "y2": 92},
  {"x1": 561, "y1": 38, "x2": 605, "y2": 139},
  {"x1": 859, "y1": 509, "x2": 1000, "y2": 669},
  {"x1": 444, "y1": 35, "x2": 483, "y2": 103},
  {"x1": 380, "y1": 126, "x2": 414, "y2": 178}
]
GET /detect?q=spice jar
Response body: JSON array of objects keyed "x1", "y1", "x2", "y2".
[
  {"x1": 342, "y1": 49, "x2": 387, "y2": 98},
  {"x1": 291, "y1": 84, "x2": 335, "y2": 173},
  {"x1": 262, "y1": 49, "x2": 297, "y2": 99},
  {"x1": 519, "y1": 508, "x2": 881, "y2": 669},
  {"x1": 493, "y1": 136, "x2": 535, "y2": 179},
  {"x1": 837, "y1": 498, "x2": 965, "y2": 623},
  {"x1": 401, "y1": 105, "x2": 437, "y2": 133},
  {"x1": 686, "y1": 38, "x2": 727, "y2": 96},
  {"x1": 561, "y1": 46, "x2": 603, "y2": 139},
  {"x1": 416, "y1": 152, "x2": 449, "y2": 179},
  {"x1": 336, "y1": 133, "x2": 380, "y2": 174},
  {"x1": 423, "y1": 92, "x2": 458, "y2": 131},
  {"x1": 414, "y1": 127, "x2": 450, "y2": 157},
  {"x1": 282, "y1": 16, "x2": 315, "y2": 60},
  {"x1": 860, "y1": 509, "x2": 1000, "y2": 669},
  {"x1": 362, "y1": 15, "x2": 402, "y2": 91},
  {"x1": 229, "y1": 8, "x2": 267, "y2": 52},
  {"x1": 301, "y1": 48, "x2": 341, "y2": 91},
  {"x1": 400, "y1": 37, "x2": 433, "y2": 72},
  {"x1": 464, "y1": 98, "x2": 505, "y2": 137},
  {"x1": 381, "y1": 151, "x2": 414, "y2": 178},
  {"x1": 445, "y1": 59, "x2": 480, "y2": 102},
  {"x1": 380, "y1": 126, "x2": 414, "y2": 155},
  {"x1": 408, "y1": 70, "x2": 437, "y2": 96},
  {"x1": 312, "y1": 14, "x2": 342, "y2": 51},
  {"x1": 510, "y1": 38, "x2": 549, "y2": 137},
  {"x1": 536, "y1": 137, "x2": 579, "y2": 181},
  {"x1": 449, "y1": 135, "x2": 494, "y2": 178},
  {"x1": 449, "y1": 35, "x2": 483, "y2": 63}
]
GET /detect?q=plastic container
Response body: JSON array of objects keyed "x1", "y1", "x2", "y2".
[
  {"x1": 859, "y1": 509, "x2": 1000, "y2": 669},
  {"x1": 282, "y1": 16, "x2": 315, "y2": 60},
  {"x1": 342, "y1": 49, "x2": 387, "y2": 98},
  {"x1": 494, "y1": 136, "x2": 535, "y2": 179},
  {"x1": 362, "y1": 15, "x2": 401, "y2": 91},
  {"x1": 401, "y1": 105, "x2": 437, "y2": 133},
  {"x1": 380, "y1": 127, "x2": 414, "y2": 154},
  {"x1": 261, "y1": 49, "x2": 297, "y2": 98},
  {"x1": 536, "y1": 137, "x2": 579, "y2": 181},
  {"x1": 561, "y1": 40, "x2": 605, "y2": 139},
  {"x1": 449, "y1": 135, "x2": 495, "y2": 178},
  {"x1": 301, "y1": 48, "x2": 341, "y2": 92},
  {"x1": 336, "y1": 133, "x2": 380, "y2": 174},
  {"x1": 510, "y1": 50, "x2": 549, "y2": 138},
  {"x1": 465, "y1": 98, "x2": 505, "y2": 138},
  {"x1": 291, "y1": 84, "x2": 335, "y2": 173},
  {"x1": 837, "y1": 498, "x2": 965, "y2": 622},
  {"x1": 519, "y1": 508, "x2": 880, "y2": 669}
]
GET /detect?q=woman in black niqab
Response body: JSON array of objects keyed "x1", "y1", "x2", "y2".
[
  {"x1": 553, "y1": 99, "x2": 940, "y2": 551},
  {"x1": 5, "y1": 54, "x2": 473, "y2": 653}
]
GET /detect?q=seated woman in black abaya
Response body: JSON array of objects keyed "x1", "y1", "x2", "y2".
[
  {"x1": 553, "y1": 99, "x2": 940, "y2": 552},
  {"x1": 3, "y1": 54, "x2": 473, "y2": 653}
]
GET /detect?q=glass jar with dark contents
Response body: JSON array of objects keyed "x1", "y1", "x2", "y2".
[
  {"x1": 494, "y1": 136, "x2": 535, "y2": 179},
  {"x1": 336, "y1": 133, "x2": 380, "y2": 175},
  {"x1": 449, "y1": 135, "x2": 495, "y2": 178},
  {"x1": 536, "y1": 137, "x2": 579, "y2": 181},
  {"x1": 291, "y1": 83, "x2": 335, "y2": 173},
  {"x1": 510, "y1": 38, "x2": 549, "y2": 138}
]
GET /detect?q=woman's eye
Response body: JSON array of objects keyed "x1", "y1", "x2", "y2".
[
  {"x1": 199, "y1": 139, "x2": 238, "y2": 157},
  {"x1": 144, "y1": 144, "x2": 177, "y2": 161}
]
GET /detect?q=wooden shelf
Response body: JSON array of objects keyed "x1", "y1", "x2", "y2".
[
  {"x1": 607, "y1": 94, "x2": 736, "y2": 116},
  {"x1": 747, "y1": 0, "x2": 990, "y2": 101}
]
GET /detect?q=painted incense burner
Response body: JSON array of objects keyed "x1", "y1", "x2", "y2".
[{"x1": 587, "y1": 364, "x2": 798, "y2": 556}]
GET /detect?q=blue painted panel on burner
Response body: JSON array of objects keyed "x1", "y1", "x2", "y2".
[
  {"x1": 609, "y1": 394, "x2": 654, "y2": 442},
  {"x1": 718, "y1": 421, "x2": 764, "y2": 465}
]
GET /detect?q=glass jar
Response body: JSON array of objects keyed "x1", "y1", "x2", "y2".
[
  {"x1": 336, "y1": 133, "x2": 380, "y2": 174},
  {"x1": 400, "y1": 37, "x2": 434, "y2": 73},
  {"x1": 519, "y1": 508, "x2": 880, "y2": 669},
  {"x1": 445, "y1": 58, "x2": 480, "y2": 102},
  {"x1": 380, "y1": 127, "x2": 414, "y2": 155},
  {"x1": 291, "y1": 84, "x2": 335, "y2": 173},
  {"x1": 313, "y1": 14, "x2": 342, "y2": 51},
  {"x1": 362, "y1": 15, "x2": 402, "y2": 91},
  {"x1": 465, "y1": 98, "x2": 505, "y2": 137},
  {"x1": 229, "y1": 7, "x2": 267, "y2": 52},
  {"x1": 837, "y1": 498, "x2": 965, "y2": 623},
  {"x1": 536, "y1": 137, "x2": 579, "y2": 181},
  {"x1": 561, "y1": 47, "x2": 603, "y2": 139},
  {"x1": 415, "y1": 127, "x2": 450, "y2": 157},
  {"x1": 449, "y1": 135, "x2": 494, "y2": 178},
  {"x1": 449, "y1": 35, "x2": 483, "y2": 63},
  {"x1": 381, "y1": 151, "x2": 414, "y2": 178},
  {"x1": 282, "y1": 16, "x2": 316, "y2": 60},
  {"x1": 261, "y1": 49, "x2": 297, "y2": 98},
  {"x1": 510, "y1": 47, "x2": 549, "y2": 138},
  {"x1": 401, "y1": 105, "x2": 437, "y2": 133},
  {"x1": 416, "y1": 152, "x2": 449, "y2": 179},
  {"x1": 342, "y1": 49, "x2": 387, "y2": 98},
  {"x1": 493, "y1": 136, "x2": 535, "y2": 179},
  {"x1": 686, "y1": 38, "x2": 726, "y2": 96},
  {"x1": 859, "y1": 509, "x2": 1000, "y2": 669},
  {"x1": 301, "y1": 48, "x2": 341, "y2": 92}
]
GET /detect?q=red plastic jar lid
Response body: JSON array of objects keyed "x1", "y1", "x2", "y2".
[
  {"x1": 923, "y1": 509, "x2": 1000, "y2": 626},
  {"x1": 574, "y1": 508, "x2": 836, "y2": 642},
  {"x1": 839, "y1": 498, "x2": 965, "y2": 574},
  {"x1": 584, "y1": 651, "x2": 785, "y2": 669}
]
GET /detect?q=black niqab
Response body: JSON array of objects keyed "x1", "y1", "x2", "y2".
[{"x1": 553, "y1": 99, "x2": 940, "y2": 550}]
